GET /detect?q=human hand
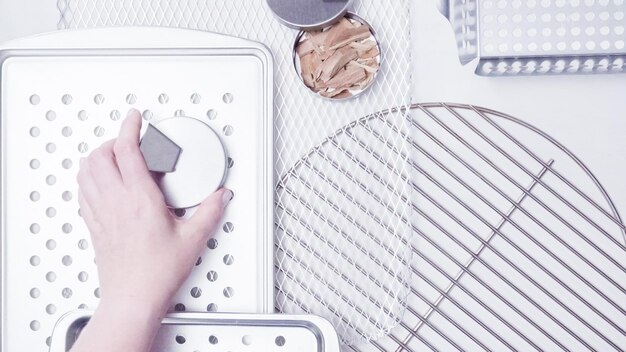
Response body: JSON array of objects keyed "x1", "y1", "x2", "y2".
[{"x1": 76, "y1": 108, "x2": 232, "y2": 317}]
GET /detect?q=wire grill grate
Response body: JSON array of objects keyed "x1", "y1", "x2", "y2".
[{"x1": 340, "y1": 103, "x2": 626, "y2": 352}]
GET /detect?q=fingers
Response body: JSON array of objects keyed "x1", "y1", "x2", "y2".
[
  {"x1": 88, "y1": 139, "x2": 123, "y2": 191},
  {"x1": 183, "y1": 188, "x2": 233, "y2": 243},
  {"x1": 114, "y1": 109, "x2": 152, "y2": 187},
  {"x1": 78, "y1": 189, "x2": 103, "y2": 237},
  {"x1": 78, "y1": 191, "x2": 95, "y2": 224},
  {"x1": 77, "y1": 157, "x2": 101, "y2": 206}
]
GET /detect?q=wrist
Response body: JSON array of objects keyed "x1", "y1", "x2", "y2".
[
  {"x1": 73, "y1": 295, "x2": 166, "y2": 352},
  {"x1": 96, "y1": 295, "x2": 168, "y2": 322}
]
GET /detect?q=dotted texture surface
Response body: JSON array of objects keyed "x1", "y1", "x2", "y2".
[{"x1": 4, "y1": 54, "x2": 272, "y2": 351}]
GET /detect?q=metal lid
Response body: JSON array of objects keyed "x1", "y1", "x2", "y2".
[
  {"x1": 266, "y1": 0, "x2": 353, "y2": 30},
  {"x1": 151, "y1": 116, "x2": 227, "y2": 209}
]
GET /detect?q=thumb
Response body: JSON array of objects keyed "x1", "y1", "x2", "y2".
[{"x1": 183, "y1": 188, "x2": 233, "y2": 242}]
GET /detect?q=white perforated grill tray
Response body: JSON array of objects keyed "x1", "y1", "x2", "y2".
[
  {"x1": 0, "y1": 28, "x2": 274, "y2": 351},
  {"x1": 48, "y1": 311, "x2": 341, "y2": 352}
]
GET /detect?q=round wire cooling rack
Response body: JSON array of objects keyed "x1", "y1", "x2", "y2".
[{"x1": 276, "y1": 103, "x2": 626, "y2": 352}]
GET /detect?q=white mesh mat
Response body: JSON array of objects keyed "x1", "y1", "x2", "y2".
[{"x1": 57, "y1": 0, "x2": 413, "y2": 175}]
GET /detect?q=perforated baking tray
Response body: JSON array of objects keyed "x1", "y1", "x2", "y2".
[
  {"x1": 0, "y1": 27, "x2": 274, "y2": 351},
  {"x1": 439, "y1": 0, "x2": 626, "y2": 75},
  {"x1": 49, "y1": 310, "x2": 341, "y2": 352}
]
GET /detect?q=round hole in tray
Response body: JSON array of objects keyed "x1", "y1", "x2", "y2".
[
  {"x1": 29, "y1": 223, "x2": 40, "y2": 234},
  {"x1": 207, "y1": 238, "x2": 218, "y2": 249},
  {"x1": 46, "y1": 110, "x2": 56, "y2": 121},
  {"x1": 175, "y1": 335, "x2": 186, "y2": 344},
  {"x1": 208, "y1": 335, "x2": 219, "y2": 344},
  {"x1": 62, "y1": 255, "x2": 72, "y2": 266},
  {"x1": 61, "y1": 94, "x2": 72, "y2": 105},
  {"x1": 222, "y1": 93, "x2": 234, "y2": 104},
  {"x1": 94, "y1": 94, "x2": 105, "y2": 105},
  {"x1": 62, "y1": 126, "x2": 73, "y2": 137},
  {"x1": 29, "y1": 320, "x2": 40, "y2": 331},
  {"x1": 207, "y1": 270, "x2": 218, "y2": 282},
  {"x1": 158, "y1": 93, "x2": 169, "y2": 104},
  {"x1": 46, "y1": 271, "x2": 56, "y2": 282},
  {"x1": 190, "y1": 287, "x2": 202, "y2": 298},
  {"x1": 195, "y1": 256, "x2": 203, "y2": 266},
  {"x1": 174, "y1": 303, "x2": 186, "y2": 312},
  {"x1": 227, "y1": 157, "x2": 234, "y2": 168},
  {"x1": 30, "y1": 159, "x2": 40, "y2": 169},
  {"x1": 29, "y1": 127, "x2": 40, "y2": 137},
  {"x1": 223, "y1": 125, "x2": 234, "y2": 136},
  {"x1": 46, "y1": 175, "x2": 56, "y2": 185},
  {"x1": 126, "y1": 93, "x2": 137, "y2": 104},
  {"x1": 77, "y1": 110, "x2": 88, "y2": 122},
  {"x1": 62, "y1": 159, "x2": 73, "y2": 169},
  {"x1": 46, "y1": 143, "x2": 56, "y2": 153},
  {"x1": 223, "y1": 286, "x2": 234, "y2": 298},
  {"x1": 207, "y1": 303, "x2": 218, "y2": 312},
  {"x1": 190, "y1": 93, "x2": 202, "y2": 104},
  {"x1": 46, "y1": 207, "x2": 57, "y2": 218},
  {"x1": 242, "y1": 335, "x2": 252, "y2": 345},
  {"x1": 223, "y1": 254, "x2": 234, "y2": 265},
  {"x1": 174, "y1": 208, "x2": 186, "y2": 217},
  {"x1": 46, "y1": 239, "x2": 56, "y2": 250},
  {"x1": 207, "y1": 109, "x2": 217, "y2": 120},
  {"x1": 276, "y1": 335, "x2": 286, "y2": 346},
  {"x1": 77, "y1": 239, "x2": 89, "y2": 250},
  {"x1": 78, "y1": 142, "x2": 89, "y2": 153},
  {"x1": 110, "y1": 110, "x2": 121, "y2": 121},
  {"x1": 62, "y1": 287, "x2": 73, "y2": 299},
  {"x1": 223, "y1": 222, "x2": 234, "y2": 233},
  {"x1": 94, "y1": 126, "x2": 105, "y2": 137},
  {"x1": 78, "y1": 271, "x2": 88, "y2": 282},
  {"x1": 174, "y1": 109, "x2": 185, "y2": 117},
  {"x1": 30, "y1": 191, "x2": 40, "y2": 202},
  {"x1": 30, "y1": 94, "x2": 41, "y2": 105},
  {"x1": 30, "y1": 255, "x2": 40, "y2": 266},
  {"x1": 62, "y1": 191, "x2": 73, "y2": 201},
  {"x1": 30, "y1": 288, "x2": 40, "y2": 298},
  {"x1": 93, "y1": 287, "x2": 100, "y2": 298},
  {"x1": 46, "y1": 304, "x2": 56, "y2": 315},
  {"x1": 142, "y1": 110, "x2": 153, "y2": 121}
]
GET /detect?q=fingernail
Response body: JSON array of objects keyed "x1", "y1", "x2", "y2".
[
  {"x1": 128, "y1": 108, "x2": 140, "y2": 116},
  {"x1": 222, "y1": 189, "x2": 233, "y2": 207}
]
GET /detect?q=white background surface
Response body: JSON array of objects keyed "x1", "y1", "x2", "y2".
[
  {"x1": 411, "y1": 0, "x2": 626, "y2": 216},
  {"x1": 1, "y1": 0, "x2": 624, "y2": 215},
  {"x1": 0, "y1": 0, "x2": 57, "y2": 42}
]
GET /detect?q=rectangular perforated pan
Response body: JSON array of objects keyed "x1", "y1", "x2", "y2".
[
  {"x1": 48, "y1": 310, "x2": 341, "y2": 352},
  {"x1": 0, "y1": 27, "x2": 274, "y2": 351},
  {"x1": 439, "y1": 0, "x2": 626, "y2": 75}
]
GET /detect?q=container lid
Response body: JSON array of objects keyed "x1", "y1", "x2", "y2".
[
  {"x1": 149, "y1": 116, "x2": 227, "y2": 209},
  {"x1": 266, "y1": 0, "x2": 353, "y2": 30}
]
